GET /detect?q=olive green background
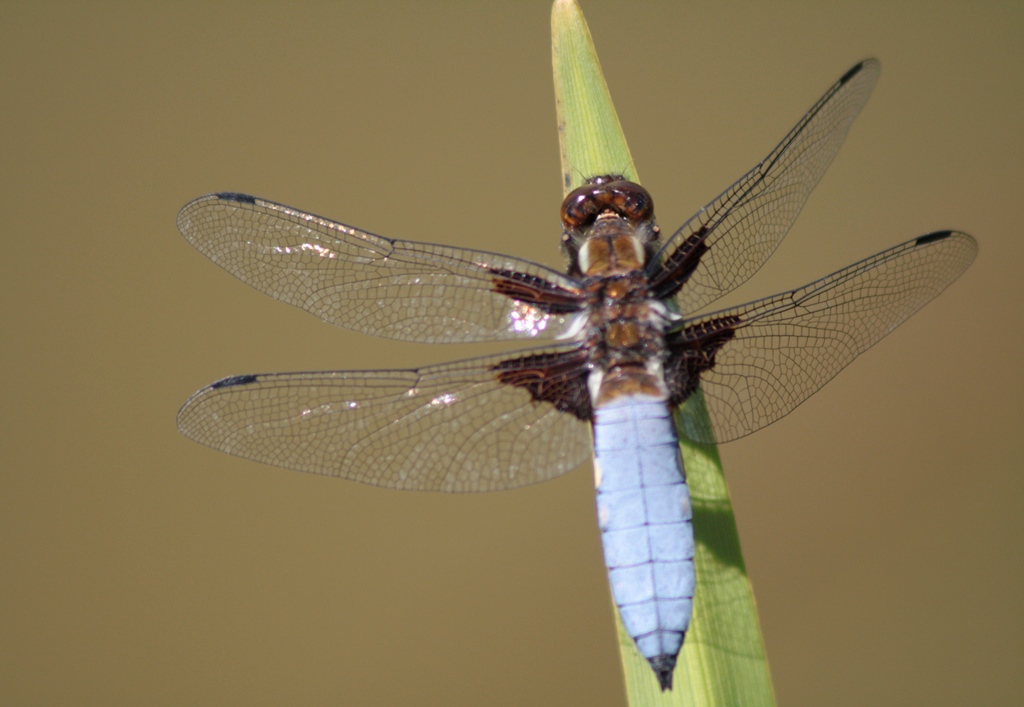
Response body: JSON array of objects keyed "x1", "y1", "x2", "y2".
[{"x1": 2, "y1": 2, "x2": 1021, "y2": 705}]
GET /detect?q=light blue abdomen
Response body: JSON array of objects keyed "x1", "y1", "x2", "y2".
[{"x1": 594, "y1": 396, "x2": 694, "y2": 670}]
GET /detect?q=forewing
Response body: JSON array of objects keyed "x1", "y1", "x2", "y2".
[
  {"x1": 668, "y1": 231, "x2": 977, "y2": 444},
  {"x1": 651, "y1": 60, "x2": 881, "y2": 311},
  {"x1": 178, "y1": 193, "x2": 586, "y2": 344},
  {"x1": 177, "y1": 346, "x2": 594, "y2": 492}
]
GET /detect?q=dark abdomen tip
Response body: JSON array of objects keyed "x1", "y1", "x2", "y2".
[{"x1": 648, "y1": 654, "x2": 677, "y2": 691}]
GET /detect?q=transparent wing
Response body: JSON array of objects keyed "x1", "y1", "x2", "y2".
[
  {"x1": 177, "y1": 193, "x2": 586, "y2": 344},
  {"x1": 651, "y1": 60, "x2": 881, "y2": 312},
  {"x1": 670, "y1": 231, "x2": 977, "y2": 444},
  {"x1": 177, "y1": 346, "x2": 594, "y2": 492}
]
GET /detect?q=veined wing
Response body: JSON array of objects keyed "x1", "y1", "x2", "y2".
[
  {"x1": 667, "y1": 231, "x2": 977, "y2": 444},
  {"x1": 650, "y1": 60, "x2": 881, "y2": 311},
  {"x1": 176, "y1": 345, "x2": 593, "y2": 492},
  {"x1": 177, "y1": 193, "x2": 587, "y2": 344}
]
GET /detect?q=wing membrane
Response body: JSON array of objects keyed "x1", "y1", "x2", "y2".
[
  {"x1": 671, "y1": 231, "x2": 977, "y2": 444},
  {"x1": 652, "y1": 60, "x2": 881, "y2": 311},
  {"x1": 177, "y1": 193, "x2": 586, "y2": 344},
  {"x1": 177, "y1": 346, "x2": 593, "y2": 492}
]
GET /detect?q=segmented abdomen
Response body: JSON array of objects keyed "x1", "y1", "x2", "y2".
[{"x1": 593, "y1": 396, "x2": 695, "y2": 669}]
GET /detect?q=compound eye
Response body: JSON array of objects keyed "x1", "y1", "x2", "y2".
[
  {"x1": 609, "y1": 182, "x2": 654, "y2": 223},
  {"x1": 560, "y1": 184, "x2": 602, "y2": 229}
]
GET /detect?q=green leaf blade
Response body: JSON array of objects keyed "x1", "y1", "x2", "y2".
[
  {"x1": 550, "y1": 2, "x2": 775, "y2": 704},
  {"x1": 551, "y1": 0, "x2": 636, "y2": 190}
]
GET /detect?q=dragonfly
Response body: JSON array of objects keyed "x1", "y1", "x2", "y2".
[{"x1": 176, "y1": 59, "x2": 976, "y2": 691}]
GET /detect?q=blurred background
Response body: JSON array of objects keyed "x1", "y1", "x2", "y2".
[{"x1": 2, "y1": 1, "x2": 1021, "y2": 704}]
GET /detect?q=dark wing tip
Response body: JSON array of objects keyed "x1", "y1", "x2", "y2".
[
  {"x1": 914, "y1": 230, "x2": 956, "y2": 247},
  {"x1": 214, "y1": 192, "x2": 258, "y2": 204},
  {"x1": 840, "y1": 58, "x2": 879, "y2": 84},
  {"x1": 210, "y1": 374, "x2": 260, "y2": 389},
  {"x1": 648, "y1": 654, "x2": 676, "y2": 691}
]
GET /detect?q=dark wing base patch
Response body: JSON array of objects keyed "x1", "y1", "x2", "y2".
[
  {"x1": 493, "y1": 347, "x2": 593, "y2": 420},
  {"x1": 490, "y1": 269, "x2": 587, "y2": 315},
  {"x1": 665, "y1": 315, "x2": 739, "y2": 408}
]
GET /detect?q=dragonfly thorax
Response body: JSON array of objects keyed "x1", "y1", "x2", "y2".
[
  {"x1": 582, "y1": 276, "x2": 675, "y2": 407},
  {"x1": 578, "y1": 221, "x2": 647, "y2": 276}
]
